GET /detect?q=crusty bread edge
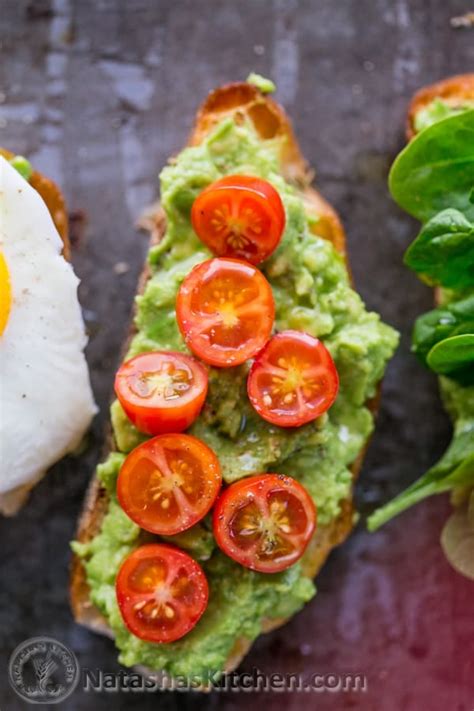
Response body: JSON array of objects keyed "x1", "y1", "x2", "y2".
[
  {"x1": 70, "y1": 82, "x2": 378, "y2": 680},
  {"x1": 0, "y1": 148, "x2": 70, "y2": 515},
  {"x1": 406, "y1": 73, "x2": 474, "y2": 139}
]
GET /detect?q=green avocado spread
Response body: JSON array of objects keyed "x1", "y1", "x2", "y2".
[
  {"x1": 73, "y1": 111, "x2": 398, "y2": 680},
  {"x1": 414, "y1": 98, "x2": 474, "y2": 133},
  {"x1": 9, "y1": 155, "x2": 33, "y2": 181}
]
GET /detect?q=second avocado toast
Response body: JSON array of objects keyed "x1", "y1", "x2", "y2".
[
  {"x1": 71, "y1": 79, "x2": 398, "y2": 683},
  {"x1": 369, "y1": 74, "x2": 474, "y2": 578}
]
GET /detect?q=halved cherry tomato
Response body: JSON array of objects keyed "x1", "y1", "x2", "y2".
[
  {"x1": 117, "y1": 434, "x2": 222, "y2": 536},
  {"x1": 213, "y1": 474, "x2": 316, "y2": 573},
  {"x1": 114, "y1": 351, "x2": 208, "y2": 435},
  {"x1": 176, "y1": 258, "x2": 275, "y2": 367},
  {"x1": 116, "y1": 544, "x2": 209, "y2": 643},
  {"x1": 191, "y1": 175, "x2": 286, "y2": 264},
  {"x1": 247, "y1": 330, "x2": 339, "y2": 427}
]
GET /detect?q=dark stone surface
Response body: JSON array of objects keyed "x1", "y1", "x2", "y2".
[{"x1": 1, "y1": 1, "x2": 473, "y2": 709}]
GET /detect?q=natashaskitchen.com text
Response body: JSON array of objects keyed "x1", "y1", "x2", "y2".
[{"x1": 82, "y1": 668, "x2": 368, "y2": 693}]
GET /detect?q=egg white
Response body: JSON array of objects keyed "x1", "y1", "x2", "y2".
[{"x1": 0, "y1": 157, "x2": 97, "y2": 514}]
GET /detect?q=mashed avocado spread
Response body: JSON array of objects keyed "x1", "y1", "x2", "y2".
[
  {"x1": 414, "y1": 98, "x2": 474, "y2": 133},
  {"x1": 73, "y1": 114, "x2": 398, "y2": 680},
  {"x1": 10, "y1": 156, "x2": 32, "y2": 181}
]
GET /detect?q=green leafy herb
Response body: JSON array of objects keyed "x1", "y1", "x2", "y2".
[
  {"x1": 389, "y1": 109, "x2": 474, "y2": 222},
  {"x1": 404, "y1": 208, "x2": 474, "y2": 288},
  {"x1": 371, "y1": 93, "x2": 474, "y2": 580},
  {"x1": 412, "y1": 294, "x2": 474, "y2": 366},
  {"x1": 426, "y1": 334, "x2": 474, "y2": 385},
  {"x1": 440, "y1": 490, "x2": 474, "y2": 581},
  {"x1": 368, "y1": 427, "x2": 474, "y2": 531}
]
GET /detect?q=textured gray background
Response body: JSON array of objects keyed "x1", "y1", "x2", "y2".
[{"x1": 1, "y1": 1, "x2": 473, "y2": 709}]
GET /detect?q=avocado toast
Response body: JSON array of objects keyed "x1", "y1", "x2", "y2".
[
  {"x1": 71, "y1": 79, "x2": 398, "y2": 682},
  {"x1": 369, "y1": 74, "x2": 474, "y2": 579}
]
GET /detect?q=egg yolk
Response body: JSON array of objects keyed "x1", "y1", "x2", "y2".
[{"x1": 0, "y1": 252, "x2": 12, "y2": 335}]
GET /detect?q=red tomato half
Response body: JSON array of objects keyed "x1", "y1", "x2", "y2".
[
  {"x1": 114, "y1": 351, "x2": 208, "y2": 435},
  {"x1": 213, "y1": 474, "x2": 316, "y2": 573},
  {"x1": 176, "y1": 258, "x2": 275, "y2": 367},
  {"x1": 117, "y1": 434, "x2": 222, "y2": 536},
  {"x1": 191, "y1": 175, "x2": 286, "y2": 264},
  {"x1": 247, "y1": 330, "x2": 339, "y2": 427},
  {"x1": 116, "y1": 544, "x2": 209, "y2": 643}
]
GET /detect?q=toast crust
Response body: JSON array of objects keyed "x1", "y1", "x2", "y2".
[
  {"x1": 70, "y1": 82, "x2": 376, "y2": 675},
  {"x1": 406, "y1": 73, "x2": 474, "y2": 139},
  {"x1": 0, "y1": 147, "x2": 70, "y2": 515}
]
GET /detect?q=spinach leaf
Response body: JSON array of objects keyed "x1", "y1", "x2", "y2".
[
  {"x1": 426, "y1": 334, "x2": 474, "y2": 385},
  {"x1": 368, "y1": 428, "x2": 474, "y2": 531},
  {"x1": 440, "y1": 490, "x2": 474, "y2": 581},
  {"x1": 404, "y1": 209, "x2": 474, "y2": 288},
  {"x1": 412, "y1": 294, "x2": 474, "y2": 365},
  {"x1": 389, "y1": 109, "x2": 474, "y2": 222}
]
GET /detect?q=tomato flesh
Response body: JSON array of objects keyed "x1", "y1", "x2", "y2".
[
  {"x1": 116, "y1": 544, "x2": 209, "y2": 643},
  {"x1": 114, "y1": 351, "x2": 208, "y2": 435},
  {"x1": 176, "y1": 258, "x2": 275, "y2": 367},
  {"x1": 213, "y1": 474, "x2": 316, "y2": 573},
  {"x1": 191, "y1": 175, "x2": 285, "y2": 265},
  {"x1": 247, "y1": 330, "x2": 339, "y2": 427},
  {"x1": 117, "y1": 434, "x2": 222, "y2": 536}
]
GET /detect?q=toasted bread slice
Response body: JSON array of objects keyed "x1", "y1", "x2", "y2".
[
  {"x1": 0, "y1": 148, "x2": 70, "y2": 515},
  {"x1": 406, "y1": 73, "x2": 474, "y2": 139},
  {"x1": 70, "y1": 82, "x2": 378, "y2": 676}
]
